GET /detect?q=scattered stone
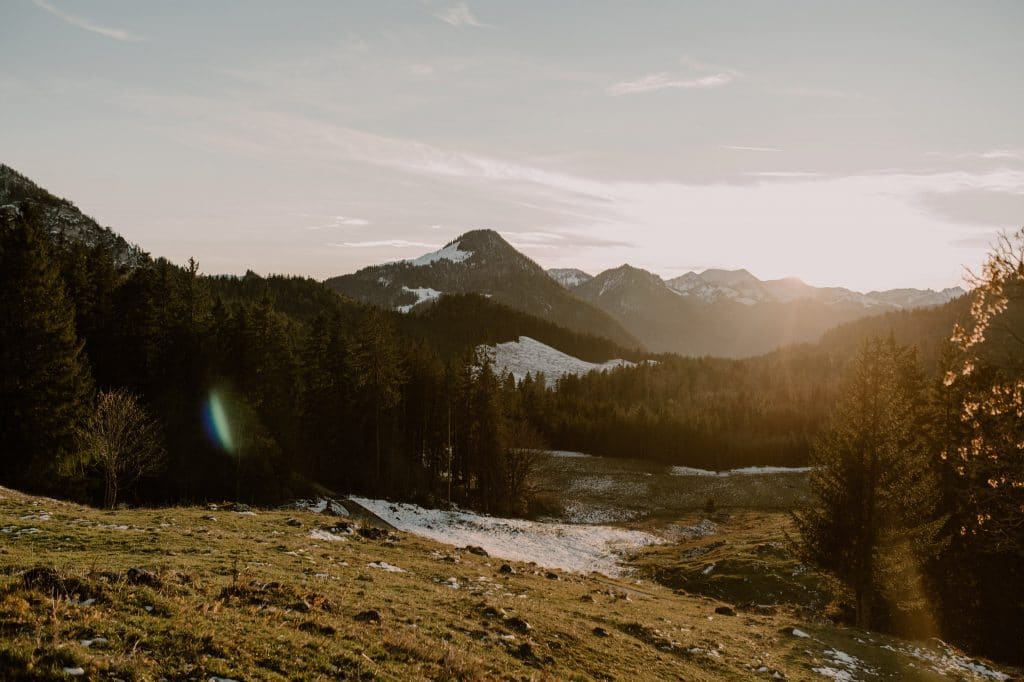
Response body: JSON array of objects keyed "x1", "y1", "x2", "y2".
[
  {"x1": 545, "y1": 572, "x2": 559, "y2": 580},
  {"x1": 126, "y1": 567, "x2": 162, "y2": 588},
  {"x1": 738, "y1": 602, "x2": 777, "y2": 616},
  {"x1": 460, "y1": 545, "x2": 489, "y2": 557},
  {"x1": 80, "y1": 637, "x2": 109, "y2": 648},
  {"x1": 354, "y1": 609, "x2": 382, "y2": 623},
  {"x1": 592, "y1": 627, "x2": 609, "y2": 637},
  {"x1": 286, "y1": 518, "x2": 303, "y2": 527},
  {"x1": 499, "y1": 564, "x2": 514, "y2": 574},
  {"x1": 62, "y1": 668, "x2": 85, "y2": 677},
  {"x1": 580, "y1": 594, "x2": 595, "y2": 603},
  {"x1": 481, "y1": 606, "x2": 505, "y2": 619},
  {"x1": 714, "y1": 606, "x2": 736, "y2": 617},
  {"x1": 504, "y1": 616, "x2": 532, "y2": 633},
  {"x1": 781, "y1": 626, "x2": 810, "y2": 638},
  {"x1": 357, "y1": 527, "x2": 388, "y2": 540},
  {"x1": 298, "y1": 620, "x2": 336, "y2": 636}
]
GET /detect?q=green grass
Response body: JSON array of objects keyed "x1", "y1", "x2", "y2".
[{"x1": 0, "y1": 487, "x2": 1016, "y2": 681}]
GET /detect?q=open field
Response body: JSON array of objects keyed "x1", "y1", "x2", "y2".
[{"x1": 1, "y1": 485, "x2": 1017, "y2": 681}]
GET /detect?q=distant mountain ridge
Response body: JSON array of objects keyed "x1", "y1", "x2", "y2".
[
  {"x1": 0, "y1": 165, "x2": 146, "y2": 268},
  {"x1": 550, "y1": 263, "x2": 963, "y2": 310},
  {"x1": 324, "y1": 230, "x2": 640, "y2": 349},
  {"x1": 568, "y1": 263, "x2": 966, "y2": 357}
]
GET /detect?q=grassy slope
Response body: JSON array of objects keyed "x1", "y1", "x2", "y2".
[{"x1": 0, "y1": 487, "x2": 1017, "y2": 681}]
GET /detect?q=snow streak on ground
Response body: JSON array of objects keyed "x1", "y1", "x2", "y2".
[
  {"x1": 350, "y1": 497, "x2": 663, "y2": 577},
  {"x1": 294, "y1": 498, "x2": 349, "y2": 515},
  {"x1": 408, "y1": 241, "x2": 471, "y2": 266},
  {"x1": 479, "y1": 336, "x2": 635, "y2": 387},
  {"x1": 396, "y1": 286, "x2": 442, "y2": 313},
  {"x1": 670, "y1": 465, "x2": 812, "y2": 477}
]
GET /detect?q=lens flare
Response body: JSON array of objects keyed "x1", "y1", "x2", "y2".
[{"x1": 202, "y1": 390, "x2": 235, "y2": 453}]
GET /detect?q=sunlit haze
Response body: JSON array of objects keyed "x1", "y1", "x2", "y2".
[{"x1": 2, "y1": 1, "x2": 1022, "y2": 290}]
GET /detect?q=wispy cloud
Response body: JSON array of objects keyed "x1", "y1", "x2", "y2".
[
  {"x1": 330, "y1": 240, "x2": 437, "y2": 249},
  {"x1": 304, "y1": 215, "x2": 372, "y2": 230},
  {"x1": 434, "y1": 2, "x2": 488, "y2": 28},
  {"x1": 721, "y1": 145, "x2": 784, "y2": 153},
  {"x1": 32, "y1": 0, "x2": 145, "y2": 42},
  {"x1": 607, "y1": 72, "x2": 735, "y2": 96},
  {"x1": 926, "y1": 149, "x2": 1024, "y2": 161}
]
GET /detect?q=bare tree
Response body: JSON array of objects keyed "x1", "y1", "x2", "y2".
[
  {"x1": 77, "y1": 389, "x2": 166, "y2": 508},
  {"x1": 503, "y1": 420, "x2": 551, "y2": 516}
]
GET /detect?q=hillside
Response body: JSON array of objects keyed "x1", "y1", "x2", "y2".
[
  {"x1": 323, "y1": 230, "x2": 640, "y2": 349},
  {"x1": 0, "y1": 165, "x2": 146, "y2": 268},
  {"x1": 1, "y1": 485, "x2": 1016, "y2": 681}
]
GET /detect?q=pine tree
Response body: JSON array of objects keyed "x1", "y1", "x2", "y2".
[
  {"x1": 0, "y1": 210, "x2": 93, "y2": 491},
  {"x1": 794, "y1": 337, "x2": 942, "y2": 632},
  {"x1": 347, "y1": 310, "x2": 405, "y2": 490}
]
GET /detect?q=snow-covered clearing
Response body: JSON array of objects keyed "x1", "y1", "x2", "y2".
[
  {"x1": 670, "y1": 465, "x2": 812, "y2": 477},
  {"x1": 478, "y1": 336, "x2": 635, "y2": 387},
  {"x1": 408, "y1": 241, "x2": 472, "y2": 267},
  {"x1": 350, "y1": 497, "x2": 663, "y2": 577},
  {"x1": 396, "y1": 286, "x2": 442, "y2": 313}
]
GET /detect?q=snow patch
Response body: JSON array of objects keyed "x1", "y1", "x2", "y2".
[
  {"x1": 351, "y1": 497, "x2": 663, "y2": 577},
  {"x1": 396, "y1": 286, "x2": 443, "y2": 313},
  {"x1": 408, "y1": 241, "x2": 472, "y2": 267},
  {"x1": 479, "y1": 336, "x2": 635, "y2": 387},
  {"x1": 294, "y1": 498, "x2": 349, "y2": 516},
  {"x1": 368, "y1": 561, "x2": 405, "y2": 573},
  {"x1": 551, "y1": 450, "x2": 592, "y2": 459},
  {"x1": 309, "y1": 528, "x2": 347, "y2": 542},
  {"x1": 670, "y1": 465, "x2": 812, "y2": 477}
]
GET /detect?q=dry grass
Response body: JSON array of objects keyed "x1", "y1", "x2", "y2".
[{"x1": 0, "y1": 486, "x2": 1016, "y2": 681}]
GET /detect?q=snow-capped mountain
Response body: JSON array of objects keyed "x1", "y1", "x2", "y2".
[
  {"x1": 574, "y1": 263, "x2": 965, "y2": 358},
  {"x1": 665, "y1": 268, "x2": 964, "y2": 309},
  {"x1": 324, "y1": 230, "x2": 638, "y2": 348},
  {"x1": 547, "y1": 268, "x2": 594, "y2": 288},
  {"x1": 0, "y1": 165, "x2": 146, "y2": 268}
]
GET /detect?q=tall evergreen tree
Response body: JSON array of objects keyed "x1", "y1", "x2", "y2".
[
  {"x1": 0, "y1": 211, "x2": 93, "y2": 490},
  {"x1": 347, "y1": 310, "x2": 405, "y2": 490},
  {"x1": 794, "y1": 337, "x2": 942, "y2": 632}
]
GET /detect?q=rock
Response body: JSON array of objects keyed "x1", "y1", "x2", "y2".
[
  {"x1": 511, "y1": 642, "x2": 538, "y2": 662},
  {"x1": 354, "y1": 609, "x2": 382, "y2": 623},
  {"x1": 231, "y1": 503, "x2": 251, "y2": 513},
  {"x1": 481, "y1": 606, "x2": 505, "y2": 619},
  {"x1": 580, "y1": 594, "x2": 595, "y2": 603},
  {"x1": 544, "y1": 572, "x2": 559, "y2": 580},
  {"x1": 126, "y1": 568, "x2": 162, "y2": 588},
  {"x1": 714, "y1": 606, "x2": 736, "y2": 616},
  {"x1": 202, "y1": 515, "x2": 217, "y2": 522},
  {"x1": 592, "y1": 627, "x2": 609, "y2": 637},
  {"x1": 499, "y1": 564, "x2": 514, "y2": 574},
  {"x1": 504, "y1": 616, "x2": 532, "y2": 633},
  {"x1": 357, "y1": 527, "x2": 387, "y2": 541},
  {"x1": 460, "y1": 545, "x2": 489, "y2": 557},
  {"x1": 286, "y1": 518, "x2": 303, "y2": 527}
]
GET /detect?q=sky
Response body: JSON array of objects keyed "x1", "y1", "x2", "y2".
[{"x1": 1, "y1": 1, "x2": 1022, "y2": 291}]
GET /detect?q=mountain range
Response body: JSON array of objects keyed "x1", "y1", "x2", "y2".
[{"x1": 326, "y1": 229, "x2": 964, "y2": 358}]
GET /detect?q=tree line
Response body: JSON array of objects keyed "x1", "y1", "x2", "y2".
[{"x1": 0, "y1": 208, "x2": 549, "y2": 516}]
